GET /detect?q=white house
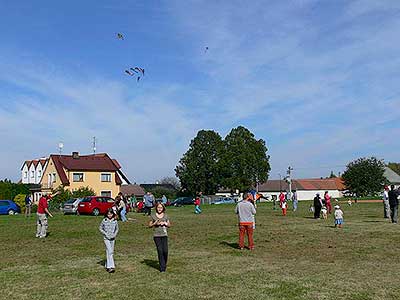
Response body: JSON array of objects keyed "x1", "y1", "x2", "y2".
[{"x1": 21, "y1": 158, "x2": 48, "y2": 201}]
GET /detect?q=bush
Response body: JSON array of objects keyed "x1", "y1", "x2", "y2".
[{"x1": 13, "y1": 194, "x2": 27, "y2": 211}]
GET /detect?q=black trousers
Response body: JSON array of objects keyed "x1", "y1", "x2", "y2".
[
  {"x1": 314, "y1": 206, "x2": 321, "y2": 219},
  {"x1": 154, "y1": 236, "x2": 168, "y2": 272},
  {"x1": 144, "y1": 206, "x2": 152, "y2": 215}
]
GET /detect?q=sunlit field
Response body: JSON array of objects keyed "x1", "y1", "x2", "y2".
[{"x1": 1, "y1": 201, "x2": 399, "y2": 300}]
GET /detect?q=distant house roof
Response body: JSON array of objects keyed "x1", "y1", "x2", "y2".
[
  {"x1": 384, "y1": 167, "x2": 400, "y2": 184},
  {"x1": 47, "y1": 153, "x2": 130, "y2": 185},
  {"x1": 21, "y1": 158, "x2": 48, "y2": 170},
  {"x1": 258, "y1": 178, "x2": 342, "y2": 192},
  {"x1": 140, "y1": 184, "x2": 177, "y2": 191},
  {"x1": 120, "y1": 184, "x2": 145, "y2": 196}
]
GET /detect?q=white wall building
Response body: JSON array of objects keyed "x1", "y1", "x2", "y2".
[{"x1": 21, "y1": 158, "x2": 48, "y2": 201}]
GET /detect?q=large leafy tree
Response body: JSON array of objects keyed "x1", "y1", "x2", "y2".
[
  {"x1": 175, "y1": 130, "x2": 224, "y2": 195},
  {"x1": 220, "y1": 126, "x2": 270, "y2": 192},
  {"x1": 387, "y1": 162, "x2": 400, "y2": 175},
  {"x1": 342, "y1": 157, "x2": 387, "y2": 197}
]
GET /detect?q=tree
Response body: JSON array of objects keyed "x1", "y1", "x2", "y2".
[
  {"x1": 159, "y1": 176, "x2": 181, "y2": 190},
  {"x1": 342, "y1": 157, "x2": 387, "y2": 197},
  {"x1": 175, "y1": 130, "x2": 224, "y2": 195},
  {"x1": 220, "y1": 126, "x2": 270, "y2": 192},
  {"x1": 387, "y1": 162, "x2": 400, "y2": 176},
  {"x1": 329, "y1": 171, "x2": 337, "y2": 178}
]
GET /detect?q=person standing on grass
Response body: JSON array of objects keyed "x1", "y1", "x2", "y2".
[
  {"x1": 194, "y1": 194, "x2": 202, "y2": 214},
  {"x1": 292, "y1": 190, "x2": 298, "y2": 212},
  {"x1": 143, "y1": 192, "x2": 155, "y2": 216},
  {"x1": 383, "y1": 186, "x2": 390, "y2": 219},
  {"x1": 118, "y1": 197, "x2": 127, "y2": 222},
  {"x1": 279, "y1": 191, "x2": 285, "y2": 208},
  {"x1": 388, "y1": 185, "x2": 399, "y2": 224},
  {"x1": 324, "y1": 191, "x2": 332, "y2": 214},
  {"x1": 235, "y1": 193, "x2": 256, "y2": 250},
  {"x1": 36, "y1": 195, "x2": 53, "y2": 238},
  {"x1": 334, "y1": 205, "x2": 344, "y2": 228},
  {"x1": 149, "y1": 203, "x2": 170, "y2": 272},
  {"x1": 281, "y1": 198, "x2": 288, "y2": 216},
  {"x1": 313, "y1": 193, "x2": 322, "y2": 219},
  {"x1": 25, "y1": 194, "x2": 32, "y2": 217},
  {"x1": 99, "y1": 208, "x2": 119, "y2": 273}
]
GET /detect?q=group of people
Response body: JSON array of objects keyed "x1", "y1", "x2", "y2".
[
  {"x1": 383, "y1": 185, "x2": 400, "y2": 224},
  {"x1": 277, "y1": 190, "x2": 298, "y2": 215},
  {"x1": 312, "y1": 191, "x2": 344, "y2": 227}
]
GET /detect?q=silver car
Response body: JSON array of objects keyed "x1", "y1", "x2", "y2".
[{"x1": 62, "y1": 198, "x2": 82, "y2": 214}]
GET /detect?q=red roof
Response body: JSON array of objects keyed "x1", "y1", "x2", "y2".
[
  {"x1": 48, "y1": 153, "x2": 126, "y2": 186},
  {"x1": 259, "y1": 178, "x2": 343, "y2": 192}
]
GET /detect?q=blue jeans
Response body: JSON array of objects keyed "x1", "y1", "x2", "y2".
[
  {"x1": 120, "y1": 208, "x2": 127, "y2": 222},
  {"x1": 195, "y1": 205, "x2": 202, "y2": 214},
  {"x1": 293, "y1": 200, "x2": 298, "y2": 211}
]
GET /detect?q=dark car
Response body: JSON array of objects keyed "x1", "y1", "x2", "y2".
[
  {"x1": 77, "y1": 196, "x2": 115, "y2": 216},
  {"x1": 211, "y1": 197, "x2": 236, "y2": 205},
  {"x1": 170, "y1": 197, "x2": 194, "y2": 207},
  {"x1": 0, "y1": 200, "x2": 21, "y2": 215}
]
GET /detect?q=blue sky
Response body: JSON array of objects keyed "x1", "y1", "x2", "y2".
[{"x1": 1, "y1": 0, "x2": 399, "y2": 183}]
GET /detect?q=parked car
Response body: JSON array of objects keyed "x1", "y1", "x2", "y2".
[
  {"x1": 77, "y1": 196, "x2": 115, "y2": 216},
  {"x1": 0, "y1": 200, "x2": 21, "y2": 215},
  {"x1": 170, "y1": 197, "x2": 194, "y2": 207},
  {"x1": 62, "y1": 198, "x2": 82, "y2": 215},
  {"x1": 211, "y1": 197, "x2": 236, "y2": 205}
]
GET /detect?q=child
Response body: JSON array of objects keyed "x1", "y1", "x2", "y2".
[
  {"x1": 281, "y1": 200, "x2": 287, "y2": 216},
  {"x1": 334, "y1": 205, "x2": 344, "y2": 228},
  {"x1": 194, "y1": 196, "x2": 202, "y2": 214},
  {"x1": 99, "y1": 208, "x2": 119, "y2": 273},
  {"x1": 309, "y1": 204, "x2": 315, "y2": 213},
  {"x1": 321, "y1": 206, "x2": 328, "y2": 219},
  {"x1": 149, "y1": 203, "x2": 170, "y2": 272}
]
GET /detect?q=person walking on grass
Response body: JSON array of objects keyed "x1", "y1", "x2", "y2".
[
  {"x1": 383, "y1": 186, "x2": 390, "y2": 219},
  {"x1": 36, "y1": 195, "x2": 53, "y2": 238},
  {"x1": 388, "y1": 185, "x2": 399, "y2": 224},
  {"x1": 281, "y1": 198, "x2": 288, "y2": 216},
  {"x1": 99, "y1": 208, "x2": 119, "y2": 273},
  {"x1": 235, "y1": 193, "x2": 256, "y2": 250},
  {"x1": 324, "y1": 191, "x2": 332, "y2": 214},
  {"x1": 25, "y1": 194, "x2": 32, "y2": 217},
  {"x1": 143, "y1": 192, "x2": 155, "y2": 216},
  {"x1": 292, "y1": 190, "x2": 298, "y2": 212},
  {"x1": 334, "y1": 205, "x2": 344, "y2": 228},
  {"x1": 149, "y1": 203, "x2": 170, "y2": 272},
  {"x1": 313, "y1": 193, "x2": 322, "y2": 219},
  {"x1": 194, "y1": 194, "x2": 202, "y2": 214}
]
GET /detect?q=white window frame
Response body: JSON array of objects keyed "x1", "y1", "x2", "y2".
[
  {"x1": 101, "y1": 191, "x2": 112, "y2": 197},
  {"x1": 101, "y1": 173, "x2": 112, "y2": 182},
  {"x1": 72, "y1": 172, "x2": 84, "y2": 182},
  {"x1": 31, "y1": 170, "x2": 35, "y2": 178},
  {"x1": 38, "y1": 170, "x2": 42, "y2": 178},
  {"x1": 24, "y1": 171, "x2": 27, "y2": 179}
]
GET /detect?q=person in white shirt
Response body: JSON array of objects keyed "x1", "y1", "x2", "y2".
[
  {"x1": 383, "y1": 186, "x2": 390, "y2": 219},
  {"x1": 334, "y1": 205, "x2": 344, "y2": 228}
]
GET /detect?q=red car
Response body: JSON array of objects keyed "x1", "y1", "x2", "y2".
[{"x1": 78, "y1": 196, "x2": 115, "y2": 216}]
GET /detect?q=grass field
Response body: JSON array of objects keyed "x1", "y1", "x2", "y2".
[{"x1": 1, "y1": 201, "x2": 399, "y2": 300}]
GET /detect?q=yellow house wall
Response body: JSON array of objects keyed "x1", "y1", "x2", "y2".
[
  {"x1": 66, "y1": 171, "x2": 120, "y2": 197},
  {"x1": 40, "y1": 157, "x2": 63, "y2": 190}
]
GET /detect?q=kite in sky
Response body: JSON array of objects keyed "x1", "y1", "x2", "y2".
[{"x1": 117, "y1": 33, "x2": 124, "y2": 40}]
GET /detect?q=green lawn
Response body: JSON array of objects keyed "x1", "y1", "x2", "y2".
[{"x1": 0, "y1": 202, "x2": 399, "y2": 300}]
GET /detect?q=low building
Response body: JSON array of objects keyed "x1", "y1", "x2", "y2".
[
  {"x1": 120, "y1": 184, "x2": 146, "y2": 197},
  {"x1": 217, "y1": 178, "x2": 344, "y2": 201},
  {"x1": 384, "y1": 167, "x2": 400, "y2": 189},
  {"x1": 39, "y1": 152, "x2": 130, "y2": 198}
]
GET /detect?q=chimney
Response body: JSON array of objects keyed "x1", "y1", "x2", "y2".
[{"x1": 72, "y1": 152, "x2": 79, "y2": 159}]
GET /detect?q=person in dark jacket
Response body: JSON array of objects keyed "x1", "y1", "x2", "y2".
[
  {"x1": 388, "y1": 185, "x2": 399, "y2": 224},
  {"x1": 313, "y1": 193, "x2": 322, "y2": 219}
]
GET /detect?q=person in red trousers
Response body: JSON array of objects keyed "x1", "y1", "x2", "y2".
[{"x1": 235, "y1": 193, "x2": 256, "y2": 250}]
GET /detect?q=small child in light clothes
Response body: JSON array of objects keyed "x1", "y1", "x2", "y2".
[
  {"x1": 281, "y1": 200, "x2": 287, "y2": 216},
  {"x1": 347, "y1": 199, "x2": 352, "y2": 206},
  {"x1": 321, "y1": 206, "x2": 328, "y2": 219},
  {"x1": 334, "y1": 205, "x2": 344, "y2": 228},
  {"x1": 309, "y1": 204, "x2": 315, "y2": 213},
  {"x1": 99, "y1": 208, "x2": 119, "y2": 273}
]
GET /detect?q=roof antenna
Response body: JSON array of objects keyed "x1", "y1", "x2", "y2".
[
  {"x1": 58, "y1": 142, "x2": 64, "y2": 156},
  {"x1": 92, "y1": 136, "x2": 97, "y2": 154}
]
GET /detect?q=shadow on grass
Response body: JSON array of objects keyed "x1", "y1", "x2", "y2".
[
  {"x1": 220, "y1": 241, "x2": 239, "y2": 249},
  {"x1": 97, "y1": 259, "x2": 106, "y2": 266},
  {"x1": 141, "y1": 259, "x2": 159, "y2": 270}
]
